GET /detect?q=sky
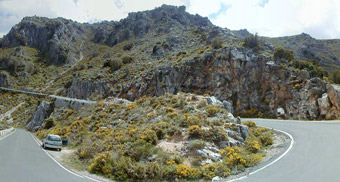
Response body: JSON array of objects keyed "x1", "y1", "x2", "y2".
[{"x1": 0, "y1": 0, "x2": 340, "y2": 39}]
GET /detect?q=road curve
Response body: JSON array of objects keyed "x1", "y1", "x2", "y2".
[
  {"x1": 238, "y1": 119, "x2": 340, "y2": 182},
  {"x1": 0, "y1": 129, "x2": 95, "y2": 182}
]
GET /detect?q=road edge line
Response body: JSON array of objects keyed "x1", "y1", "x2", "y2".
[
  {"x1": 30, "y1": 133, "x2": 88, "y2": 179},
  {"x1": 226, "y1": 127, "x2": 294, "y2": 182},
  {"x1": 0, "y1": 128, "x2": 16, "y2": 141}
]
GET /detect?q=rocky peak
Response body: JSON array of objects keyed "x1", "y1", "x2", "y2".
[
  {"x1": 93, "y1": 4, "x2": 213, "y2": 46},
  {"x1": 2, "y1": 16, "x2": 88, "y2": 65}
]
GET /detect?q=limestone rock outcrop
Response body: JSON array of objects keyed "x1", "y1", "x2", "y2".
[{"x1": 26, "y1": 101, "x2": 53, "y2": 131}]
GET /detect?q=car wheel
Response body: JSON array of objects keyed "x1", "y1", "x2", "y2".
[
  {"x1": 59, "y1": 148, "x2": 62, "y2": 151},
  {"x1": 42, "y1": 144, "x2": 45, "y2": 149}
]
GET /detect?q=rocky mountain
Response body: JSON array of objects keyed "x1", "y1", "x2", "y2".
[
  {"x1": 233, "y1": 29, "x2": 340, "y2": 73},
  {"x1": 1, "y1": 4, "x2": 340, "y2": 121}
]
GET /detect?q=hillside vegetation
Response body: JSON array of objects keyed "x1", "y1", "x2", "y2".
[{"x1": 35, "y1": 93, "x2": 272, "y2": 181}]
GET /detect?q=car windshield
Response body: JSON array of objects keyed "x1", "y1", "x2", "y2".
[{"x1": 49, "y1": 136, "x2": 61, "y2": 141}]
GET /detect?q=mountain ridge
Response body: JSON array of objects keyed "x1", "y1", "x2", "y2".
[{"x1": 0, "y1": 4, "x2": 340, "y2": 121}]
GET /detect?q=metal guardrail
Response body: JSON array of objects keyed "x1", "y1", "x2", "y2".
[
  {"x1": 0, "y1": 127, "x2": 14, "y2": 137},
  {"x1": 0, "y1": 87, "x2": 47, "y2": 97}
]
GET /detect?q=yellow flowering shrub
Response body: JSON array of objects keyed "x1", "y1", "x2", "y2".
[
  {"x1": 245, "y1": 137, "x2": 261, "y2": 153},
  {"x1": 127, "y1": 103, "x2": 137, "y2": 110},
  {"x1": 242, "y1": 120, "x2": 257, "y2": 128},
  {"x1": 188, "y1": 125, "x2": 202, "y2": 138},
  {"x1": 176, "y1": 164, "x2": 200, "y2": 179},
  {"x1": 220, "y1": 147, "x2": 246, "y2": 167},
  {"x1": 205, "y1": 105, "x2": 220, "y2": 117},
  {"x1": 88, "y1": 152, "x2": 113, "y2": 175}
]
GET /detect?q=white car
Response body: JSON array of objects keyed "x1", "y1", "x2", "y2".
[{"x1": 42, "y1": 134, "x2": 62, "y2": 151}]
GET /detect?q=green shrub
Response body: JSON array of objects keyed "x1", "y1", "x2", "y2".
[
  {"x1": 201, "y1": 163, "x2": 231, "y2": 179},
  {"x1": 139, "y1": 129, "x2": 158, "y2": 145},
  {"x1": 204, "y1": 127, "x2": 228, "y2": 143},
  {"x1": 161, "y1": 164, "x2": 177, "y2": 181},
  {"x1": 242, "y1": 153, "x2": 264, "y2": 167},
  {"x1": 180, "y1": 114, "x2": 200, "y2": 127},
  {"x1": 240, "y1": 108, "x2": 263, "y2": 118},
  {"x1": 330, "y1": 69, "x2": 340, "y2": 84},
  {"x1": 259, "y1": 132, "x2": 273, "y2": 146},
  {"x1": 245, "y1": 137, "x2": 261, "y2": 153},
  {"x1": 243, "y1": 33, "x2": 259, "y2": 48},
  {"x1": 121, "y1": 54, "x2": 133, "y2": 64},
  {"x1": 44, "y1": 117, "x2": 55, "y2": 129},
  {"x1": 103, "y1": 59, "x2": 122, "y2": 72},
  {"x1": 291, "y1": 60, "x2": 327, "y2": 78},
  {"x1": 188, "y1": 139, "x2": 205, "y2": 151},
  {"x1": 274, "y1": 47, "x2": 294, "y2": 62},
  {"x1": 127, "y1": 139, "x2": 158, "y2": 161}
]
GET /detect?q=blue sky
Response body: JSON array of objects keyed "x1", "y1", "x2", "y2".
[{"x1": 0, "y1": 0, "x2": 340, "y2": 39}]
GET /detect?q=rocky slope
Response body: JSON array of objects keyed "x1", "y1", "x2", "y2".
[{"x1": 0, "y1": 4, "x2": 340, "y2": 122}]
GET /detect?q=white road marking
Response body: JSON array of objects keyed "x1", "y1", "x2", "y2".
[
  {"x1": 0, "y1": 128, "x2": 16, "y2": 141},
  {"x1": 226, "y1": 127, "x2": 294, "y2": 182},
  {"x1": 84, "y1": 176, "x2": 103, "y2": 182},
  {"x1": 30, "y1": 133, "x2": 97, "y2": 180}
]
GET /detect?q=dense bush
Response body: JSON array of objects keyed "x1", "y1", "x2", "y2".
[
  {"x1": 291, "y1": 60, "x2": 327, "y2": 79},
  {"x1": 330, "y1": 69, "x2": 340, "y2": 84},
  {"x1": 243, "y1": 33, "x2": 259, "y2": 48},
  {"x1": 103, "y1": 59, "x2": 123, "y2": 72},
  {"x1": 273, "y1": 47, "x2": 294, "y2": 62},
  {"x1": 203, "y1": 127, "x2": 228, "y2": 143},
  {"x1": 121, "y1": 55, "x2": 133, "y2": 64}
]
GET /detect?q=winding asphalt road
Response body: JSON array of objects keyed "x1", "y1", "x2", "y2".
[
  {"x1": 2, "y1": 120, "x2": 340, "y2": 182},
  {"x1": 237, "y1": 119, "x2": 340, "y2": 182},
  {"x1": 0, "y1": 129, "x2": 96, "y2": 182}
]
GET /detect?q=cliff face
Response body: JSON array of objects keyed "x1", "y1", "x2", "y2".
[
  {"x1": 113, "y1": 47, "x2": 338, "y2": 119},
  {"x1": 63, "y1": 46, "x2": 340, "y2": 120}
]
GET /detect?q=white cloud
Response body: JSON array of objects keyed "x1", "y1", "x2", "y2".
[{"x1": 0, "y1": 0, "x2": 340, "y2": 39}]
